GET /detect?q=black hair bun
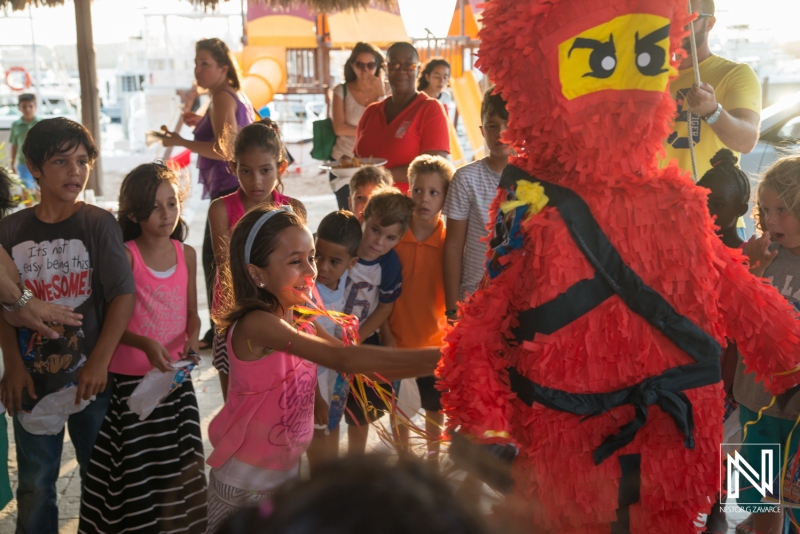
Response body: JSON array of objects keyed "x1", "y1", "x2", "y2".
[{"x1": 710, "y1": 148, "x2": 738, "y2": 168}]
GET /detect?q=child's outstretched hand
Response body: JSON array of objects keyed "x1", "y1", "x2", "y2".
[
  {"x1": 745, "y1": 232, "x2": 779, "y2": 277},
  {"x1": 143, "y1": 338, "x2": 173, "y2": 373}
]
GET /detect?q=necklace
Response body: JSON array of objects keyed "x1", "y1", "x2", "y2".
[{"x1": 349, "y1": 83, "x2": 377, "y2": 107}]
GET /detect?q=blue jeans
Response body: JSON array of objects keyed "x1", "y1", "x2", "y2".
[
  {"x1": 13, "y1": 383, "x2": 112, "y2": 534},
  {"x1": 15, "y1": 164, "x2": 35, "y2": 190}
]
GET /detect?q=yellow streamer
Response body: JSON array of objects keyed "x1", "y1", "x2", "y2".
[
  {"x1": 741, "y1": 396, "x2": 777, "y2": 442},
  {"x1": 774, "y1": 365, "x2": 800, "y2": 376},
  {"x1": 741, "y1": 398, "x2": 800, "y2": 509},
  {"x1": 780, "y1": 413, "x2": 800, "y2": 507}
]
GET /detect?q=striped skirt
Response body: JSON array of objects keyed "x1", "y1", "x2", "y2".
[
  {"x1": 212, "y1": 330, "x2": 229, "y2": 374},
  {"x1": 78, "y1": 374, "x2": 208, "y2": 534},
  {"x1": 206, "y1": 471, "x2": 272, "y2": 534}
]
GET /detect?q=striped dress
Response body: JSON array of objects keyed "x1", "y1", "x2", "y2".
[{"x1": 78, "y1": 241, "x2": 207, "y2": 533}]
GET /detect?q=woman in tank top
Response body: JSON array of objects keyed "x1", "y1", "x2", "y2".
[
  {"x1": 329, "y1": 42, "x2": 386, "y2": 209},
  {"x1": 162, "y1": 38, "x2": 255, "y2": 348}
]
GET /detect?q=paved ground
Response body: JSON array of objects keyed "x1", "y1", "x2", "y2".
[
  {"x1": 0, "y1": 148, "x2": 384, "y2": 533},
  {"x1": 0, "y1": 143, "x2": 753, "y2": 533}
]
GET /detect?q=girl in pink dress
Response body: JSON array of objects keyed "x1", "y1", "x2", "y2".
[
  {"x1": 79, "y1": 163, "x2": 206, "y2": 533},
  {"x1": 208, "y1": 120, "x2": 305, "y2": 399},
  {"x1": 205, "y1": 205, "x2": 439, "y2": 530}
]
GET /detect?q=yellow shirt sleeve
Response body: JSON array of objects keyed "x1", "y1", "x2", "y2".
[{"x1": 717, "y1": 63, "x2": 761, "y2": 115}]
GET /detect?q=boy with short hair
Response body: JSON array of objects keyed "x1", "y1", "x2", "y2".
[
  {"x1": 0, "y1": 117, "x2": 136, "y2": 532},
  {"x1": 9, "y1": 93, "x2": 40, "y2": 190},
  {"x1": 343, "y1": 189, "x2": 414, "y2": 454},
  {"x1": 388, "y1": 154, "x2": 454, "y2": 459},
  {"x1": 443, "y1": 87, "x2": 510, "y2": 318},
  {"x1": 307, "y1": 210, "x2": 362, "y2": 470},
  {"x1": 348, "y1": 165, "x2": 393, "y2": 223}
]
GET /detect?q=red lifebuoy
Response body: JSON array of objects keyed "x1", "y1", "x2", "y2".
[{"x1": 5, "y1": 67, "x2": 32, "y2": 91}]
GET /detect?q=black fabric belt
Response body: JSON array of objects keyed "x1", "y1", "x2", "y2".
[
  {"x1": 612, "y1": 454, "x2": 641, "y2": 534},
  {"x1": 500, "y1": 165, "x2": 721, "y2": 364},
  {"x1": 507, "y1": 358, "x2": 720, "y2": 465},
  {"x1": 497, "y1": 165, "x2": 723, "y2": 465}
]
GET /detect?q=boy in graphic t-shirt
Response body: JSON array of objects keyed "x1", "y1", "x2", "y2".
[
  {"x1": 306, "y1": 210, "x2": 362, "y2": 472},
  {"x1": 342, "y1": 190, "x2": 414, "y2": 455},
  {"x1": 0, "y1": 118, "x2": 135, "y2": 533}
]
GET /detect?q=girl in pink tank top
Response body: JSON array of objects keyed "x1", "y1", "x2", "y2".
[
  {"x1": 207, "y1": 120, "x2": 306, "y2": 400},
  {"x1": 206, "y1": 205, "x2": 440, "y2": 530},
  {"x1": 79, "y1": 164, "x2": 207, "y2": 533}
]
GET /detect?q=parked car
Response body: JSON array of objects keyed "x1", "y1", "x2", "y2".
[
  {"x1": 739, "y1": 91, "x2": 800, "y2": 236},
  {"x1": 741, "y1": 91, "x2": 800, "y2": 178}
]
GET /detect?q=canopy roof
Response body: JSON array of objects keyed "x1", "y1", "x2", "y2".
[
  {"x1": 328, "y1": 7, "x2": 408, "y2": 47},
  {"x1": 0, "y1": 0, "x2": 398, "y2": 14},
  {"x1": 247, "y1": 2, "x2": 407, "y2": 49}
]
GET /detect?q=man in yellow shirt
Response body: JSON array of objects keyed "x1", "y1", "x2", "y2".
[{"x1": 663, "y1": 0, "x2": 761, "y2": 180}]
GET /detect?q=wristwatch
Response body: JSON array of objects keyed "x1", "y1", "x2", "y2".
[
  {"x1": 2, "y1": 283, "x2": 33, "y2": 312},
  {"x1": 702, "y1": 102, "x2": 723, "y2": 125}
]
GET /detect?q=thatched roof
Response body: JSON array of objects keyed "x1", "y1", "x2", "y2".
[
  {"x1": 0, "y1": 0, "x2": 398, "y2": 11},
  {"x1": 193, "y1": 0, "x2": 397, "y2": 10},
  {"x1": 0, "y1": 0, "x2": 66, "y2": 10}
]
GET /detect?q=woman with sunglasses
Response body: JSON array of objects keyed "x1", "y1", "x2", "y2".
[
  {"x1": 355, "y1": 42, "x2": 450, "y2": 194},
  {"x1": 330, "y1": 42, "x2": 386, "y2": 209}
]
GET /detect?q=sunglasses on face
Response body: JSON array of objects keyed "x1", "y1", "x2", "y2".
[
  {"x1": 354, "y1": 61, "x2": 377, "y2": 70},
  {"x1": 387, "y1": 62, "x2": 418, "y2": 72},
  {"x1": 694, "y1": 12, "x2": 712, "y2": 22}
]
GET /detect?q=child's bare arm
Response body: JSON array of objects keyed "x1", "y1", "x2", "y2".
[
  {"x1": 443, "y1": 218, "x2": 468, "y2": 314},
  {"x1": 208, "y1": 199, "x2": 232, "y2": 269},
  {"x1": 237, "y1": 310, "x2": 439, "y2": 379},
  {"x1": 75, "y1": 293, "x2": 135, "y2": 403},
  {"x1": 183, "y1": 245, "x2": 201, "y2": 356},
  {"x1": 378, "y1": 319, "x2": 396, "y2": 347},
  {"x1": 0, "y1": 314, "x2": 35, "y2": 415},
  {"x1": 120, "y1": 329, "x2": 173, "y2": 373},
  {"x1": 10, "y1": 145, "x2": 17, "y2": 167},
  {"x1": 358, "y1": 301, "x2": 394, "y2": 341},
  {"x1": 314, "y1": 384, "x2": 329, "y2": 426},
  {"x1": 314, "y1": 325, "x2": 343, "y2": 346}
]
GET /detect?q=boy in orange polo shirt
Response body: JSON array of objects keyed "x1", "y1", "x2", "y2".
[{"x1": 387, "y1": 154, "x2": 454, "y2": 461}]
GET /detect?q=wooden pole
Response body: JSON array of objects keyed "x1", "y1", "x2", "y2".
[
  {"x1": 459, "y1": 0, "x2": 465, "y2": 37},
  {"x1": 74, "y1": 0, "x2": 103, "y2": 196}
]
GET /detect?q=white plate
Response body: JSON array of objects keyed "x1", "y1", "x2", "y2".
[{"x1": 320, "y1": 157, "x2": 389, "y2": 178}]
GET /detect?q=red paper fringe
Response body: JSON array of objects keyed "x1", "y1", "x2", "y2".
[{"x1": 438, "y1": 0, "x2": 800, "y2": 532}]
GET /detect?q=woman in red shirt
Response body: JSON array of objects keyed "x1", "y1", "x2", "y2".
[{"x1": 355, "y1": 42, "x2": 450, "y2": 194}]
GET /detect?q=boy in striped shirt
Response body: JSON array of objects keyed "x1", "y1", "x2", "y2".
[{"x1": 443, "y1": 88, "x2": 510, "y2": 318}]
